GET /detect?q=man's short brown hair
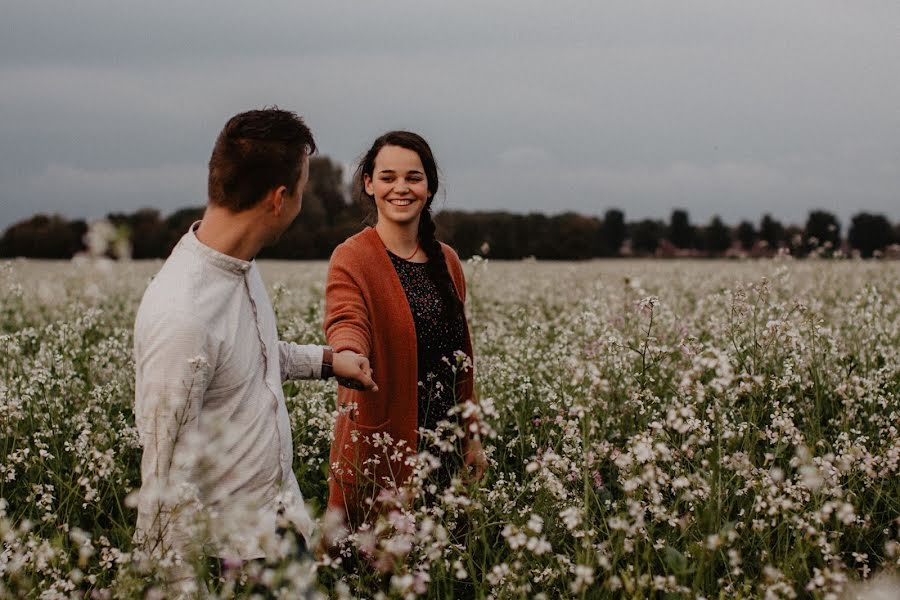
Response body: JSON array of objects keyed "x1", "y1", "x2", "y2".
[{"x1": 208, "y1": 108, "x2": 316, "y2": 212}]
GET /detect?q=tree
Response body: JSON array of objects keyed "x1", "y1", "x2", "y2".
[
  {"x1": 804, "y1": 210, "x2": 841, "y2": 253},
  {"x1": 848, "y1": 212, "x2": 894, "y2": 257},
  {"x1": 599, "y1": 209, "x2": 626, "y2": 257},
  {"x1": 308, "y1": 157, "x2": 348, "y2": 227},
  {"x1": 520, "y1": 212, "x2": 552, "y2": 258},
  {"x1": 164, "y1": 207, "x2": 205, "y2": 255},
  {"x1": 759, "y1": 214, "x2": 785, "y2": 249},
  {"x1": 785, "y1": 225, "x2": 804, "y2": 255},
  {"x1": 553, "y1": 212, "x2": 601, "y2": 260},
  {"x1": 668, "y1": 209, "x2": 695, "y2": 249},
  {"x1": 736, "y1": 221, "x2": 757, "y2": 251},
  {"x1": 702, "y1": 216, "x2": 732, "y2": 255},
  {"x1": 434, "y1": 211, "x2": 501, "y2": 258},
  {"x1": 630, "y1": 219, "x2": 665, "y2": 255},
  {"x1": 0, "y1": 214, "x2": 86, "y2": 258},
  {"x1": 108, "y1": 208, "x2": 167, "y2": 258}
]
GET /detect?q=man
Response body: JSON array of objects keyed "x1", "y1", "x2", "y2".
[{"x1": 132, "y1": 108, "x2": 376, "y2": 578}]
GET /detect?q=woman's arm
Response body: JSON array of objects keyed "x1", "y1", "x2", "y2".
[
  {"x1": 442, "y1": 244, "x2": 488, "y2": 481},
  {"x1": 324, "y1": 245, "x2": 373, "y2": 358}
]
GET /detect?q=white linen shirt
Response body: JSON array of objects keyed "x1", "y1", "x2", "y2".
[{"x1": 133, "y1": 223, "x2": 320, "y2": 560}]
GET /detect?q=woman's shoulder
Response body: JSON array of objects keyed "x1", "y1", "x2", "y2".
[
  {"x1": 438, "y1": 242, "x2": 466, "y2": 282},
  {"x1": 439, "y1": 241, "x2": 462, "y2": 267},
  {"x1": 331, "y1": 227, "x2": 379, "y2": 263}
]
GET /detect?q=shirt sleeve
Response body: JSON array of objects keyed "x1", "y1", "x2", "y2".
[
  {"x1": 132, "y1": 311, "x2": 214, "y2": 556},
  {"x1": 324, "y1": 246, "x2": 372, "y2": 357},
  {"x1": 278, "y1": 342, "x2": 323, "y2": 381}
]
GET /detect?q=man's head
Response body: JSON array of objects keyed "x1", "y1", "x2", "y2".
[{"x1": 208, "y1": 108, "x2": 316, "y2": 241}]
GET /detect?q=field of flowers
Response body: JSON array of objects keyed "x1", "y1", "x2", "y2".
[{"x1": 1, "y1": 256, "x2": 899, "y2": 599}]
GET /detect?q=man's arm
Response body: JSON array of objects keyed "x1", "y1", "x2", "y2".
[
  {"x1": 278, "y1": 342, "x2": 377, "y2": 391},
  {"x1": 133, "y1": 312, "x2": 214, "y2": 556},
  {"x1": 278, "y1": 341, "x2": 325, "y2": 381}
]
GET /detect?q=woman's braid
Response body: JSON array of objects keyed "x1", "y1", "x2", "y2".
[{"x1": 418, "y1": 207, "x2": 462, "y2": 318}]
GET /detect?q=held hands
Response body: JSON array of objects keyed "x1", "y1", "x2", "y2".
[
  {"x1": 463, "y1": 437, "x2": 487, "y2": 482},
  {"x1": 333, "y1": 351, "x2": 378, "y2": 392}
]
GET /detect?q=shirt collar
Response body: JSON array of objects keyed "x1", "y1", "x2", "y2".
[{"x1": 182, "y1": 221, "x2": 252, "y2": 275}]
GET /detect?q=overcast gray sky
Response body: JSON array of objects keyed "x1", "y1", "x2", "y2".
[{"x1": 2, "y1": 0, "x2": 898, "y2": 230}]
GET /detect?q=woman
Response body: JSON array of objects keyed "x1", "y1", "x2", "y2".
[{"x1": 324, "y1": 131, "x2": 487, "y2": 528}]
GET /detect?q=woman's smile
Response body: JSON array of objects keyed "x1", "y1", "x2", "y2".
[{"x1": 387, "y1": 198, "x2": 416, "y2": 206}]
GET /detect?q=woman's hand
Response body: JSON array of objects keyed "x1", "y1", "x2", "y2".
[
  {"x1": 333, "y1": 351, "x2": 378, "y2": 392},
  {"x1": 463, "y1": 437, "x2": 487, "y2": 482}
]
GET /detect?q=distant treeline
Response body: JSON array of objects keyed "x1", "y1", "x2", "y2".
[{"x1": 2, "y1": 157, "x2": 898, "y2": 260}]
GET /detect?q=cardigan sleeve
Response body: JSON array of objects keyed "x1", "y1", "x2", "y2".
[{"x1": 324, "y1": 243, "x2": 372, "y2": 358}]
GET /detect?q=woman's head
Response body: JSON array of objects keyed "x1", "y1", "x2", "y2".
[
  {"x1": 354, "y1": 131, "x2": 462, "y2": 317},
  {"x1": 354, "y1": 131, "x2": 439, "y2": 226}
]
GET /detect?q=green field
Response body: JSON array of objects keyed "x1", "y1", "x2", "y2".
[{"x1": 1, "y1": 258, "x2": 899, "y2": 598}]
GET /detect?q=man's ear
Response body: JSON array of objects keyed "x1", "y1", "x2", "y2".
[{"x1": 269, "y1": 185, "x2": 288, "y2": 216}]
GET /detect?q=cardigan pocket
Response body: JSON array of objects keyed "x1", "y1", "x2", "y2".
[
  {"x1": 330, "y1": 414, "x2": 394, "y2": 487},
  {"x1": 349, "y1": 416, "x2": 390, "y2": 432},
  {"x1": 337, "y1": 388, "x2": 389, "y2": 427}
]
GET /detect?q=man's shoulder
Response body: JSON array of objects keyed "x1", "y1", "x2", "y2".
[
  {"x1": 134, "y1": 250, "x2": 224, "y2": 339},
  {"x1": 138, "y1": 251, "x2": 198, "y2": 306}
]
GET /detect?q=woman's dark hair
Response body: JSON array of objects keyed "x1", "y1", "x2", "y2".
[
  {"x1": 208, "y1": 108, "x2": 316, "y2": 212},
  {"x1": 354, "y1": 131, "x2": 462, "y2": 318}
]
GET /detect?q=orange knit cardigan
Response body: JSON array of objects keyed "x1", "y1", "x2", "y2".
[{"x1": 324, "y1": 226, "x2": 477, "y2": 518}]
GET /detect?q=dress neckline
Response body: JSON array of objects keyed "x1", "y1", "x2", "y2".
[{"x1": 387, "y1": 248, "x2": 428, "y2": 265}]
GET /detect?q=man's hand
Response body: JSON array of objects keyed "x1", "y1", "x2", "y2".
[
  {"x1": 333, "y1": 351, "x2": 378, "y2": 392},
  {"x1": 463, "y1": 437, "x2": 487, "y2": 482}
]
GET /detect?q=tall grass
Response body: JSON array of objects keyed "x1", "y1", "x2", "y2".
[{"x1": 1, "y1": 257, "x2": 898, "y2": 598}]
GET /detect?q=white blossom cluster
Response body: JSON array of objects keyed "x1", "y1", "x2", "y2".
[{"x1": 1, "y1": 257, "x2": 898, "y2": 598}]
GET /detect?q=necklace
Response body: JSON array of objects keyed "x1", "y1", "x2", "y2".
[
  {"x1": 375, "y1": 227, "x2": 420, "y2": 261},
  {"x1": 396, "y1": 241, "x2": 420, "y2": 261}
]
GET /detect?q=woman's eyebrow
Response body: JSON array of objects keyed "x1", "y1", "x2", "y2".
[{"x1": 377, "y1": 168, "x2": 424, "y2": 175}]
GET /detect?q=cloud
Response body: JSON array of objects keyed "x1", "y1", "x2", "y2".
[
  {"x1": 2, "y1": 1, "x2": 900, "y2": 229},
  {"x1": 6, "y1": 163, "x2": 207, "y2": 224},
  {"x1": 29, "y1": 163, "x2": 204, "y2": 195},
  {"x1": 449, "y1": 157, "x2": 899, "y2": 225},
  {"x1": 497, "y1": 147, "x2": 555, "y2": 168}
]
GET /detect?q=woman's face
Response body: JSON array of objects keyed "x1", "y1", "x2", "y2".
[{"x1": 365, "y1": 145, "x2": 430, "y2": 229}]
